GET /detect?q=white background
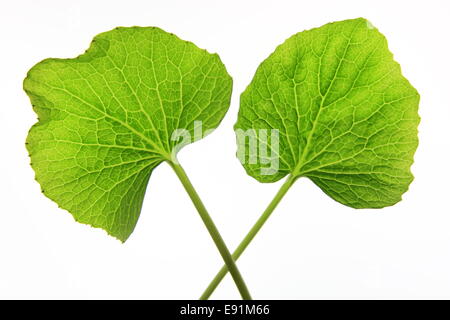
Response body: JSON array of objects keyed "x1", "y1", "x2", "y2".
[{"x1": 1, "y1": 0, "x2": 449, "y2": 299}]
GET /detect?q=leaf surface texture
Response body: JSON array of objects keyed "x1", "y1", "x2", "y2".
[
  {"x1": 236, "y1": 18, "x2": 419, "y2": 208},
  {"x1": 25, "y1": 27, "x2": 232, "y2": 241}
]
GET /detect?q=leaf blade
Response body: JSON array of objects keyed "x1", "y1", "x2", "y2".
[
  {"x1": 25, "y1": 27, "x2": 232, "y2": 241},
  {"x1": 236, "y1": 18, "x2": 419, "y2": 208}
]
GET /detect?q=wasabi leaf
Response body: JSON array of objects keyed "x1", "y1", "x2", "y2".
[
  {"x1": 236, "y1": 18, "x2": 419, "y2": 208},
  {"x1": 25, "y1": 27, "x2": 232, "y2": 241}
]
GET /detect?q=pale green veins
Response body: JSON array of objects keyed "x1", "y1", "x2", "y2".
[
  {"x1": 24, "y1": 18, "x2": 421, "y2": 300},
  {"x1": 200, "y1": 18, "x2": 420, "y2": 299},
  {"x1": 25, "y1": 27, "x2": 232, "y2": 241},
  {"x1": 236, "y1": 18, "x2": 420, "y2": 208}
]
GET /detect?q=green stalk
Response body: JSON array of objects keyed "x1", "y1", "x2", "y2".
[
  {"x1": 200, "y1": 174, "x2": 297, "y2": 300},
  {"x1": 168, "y1": 161, "x2": 252, "y2": 300}
]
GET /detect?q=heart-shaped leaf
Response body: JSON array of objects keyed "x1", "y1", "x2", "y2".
[
  {"x1": 236, "y1": 18, "x2": 419, "y2": 208},
  {"x1": 25, "y1": 27, "x2": 232, "y2": 241}
]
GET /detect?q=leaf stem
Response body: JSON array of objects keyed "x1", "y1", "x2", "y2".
[
  {"x1": 168, "y1": 161, "x2": 252, "y2": 300},
  {"x1": 200, "y1": 174, "x2": 297, "y2": 300}
]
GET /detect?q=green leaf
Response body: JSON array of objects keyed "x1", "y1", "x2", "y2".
[
  {"x1": 236, "y1": 18, "x2": 420, "y2": 208},
  {"x1": 25, "y1": 27, "x2": 232, "y2": 241}
]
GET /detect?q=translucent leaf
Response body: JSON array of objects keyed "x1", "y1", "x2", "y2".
[
  {"x1": 236, "y1": 18, "x2": 419, "y2": 208},
  {"x1": 25, "y1": 27, "x2": 232, "y2": 241}
]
